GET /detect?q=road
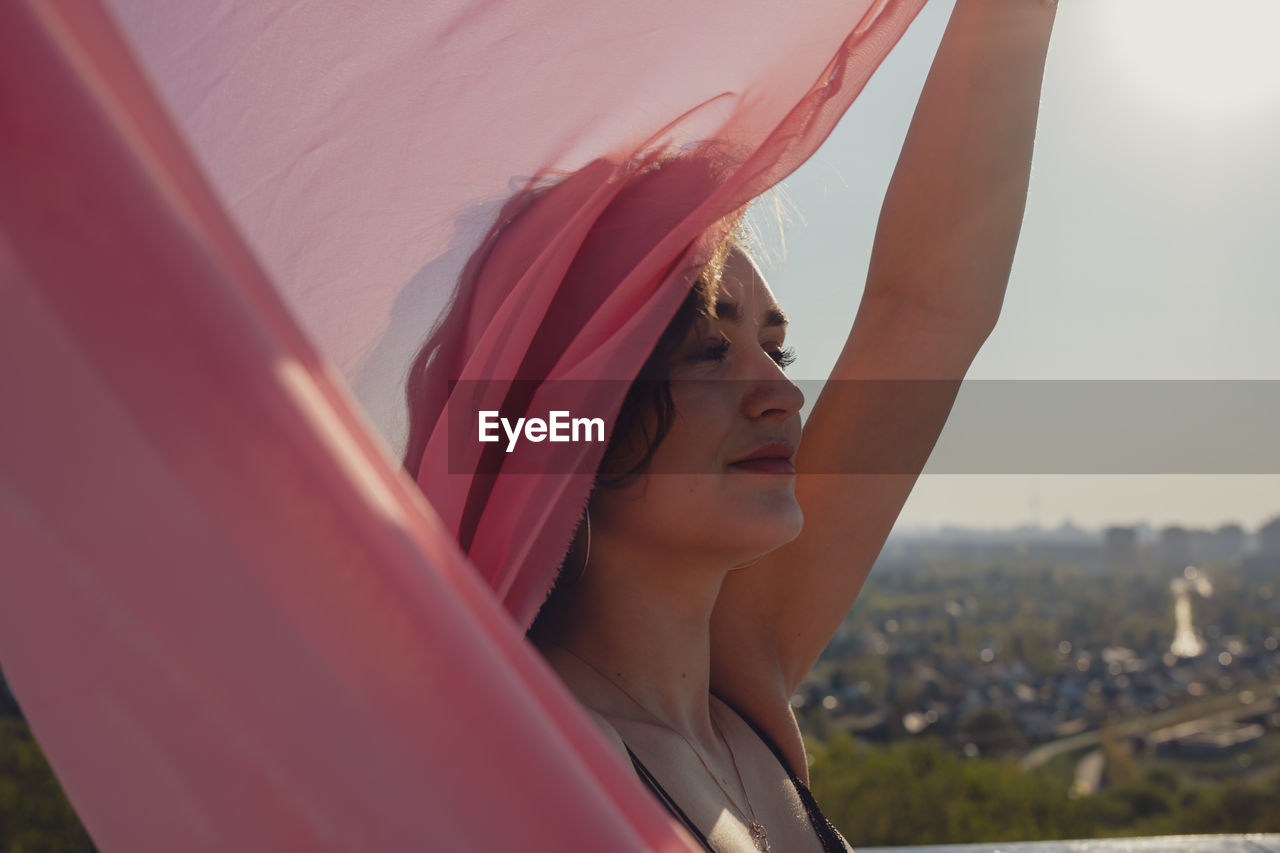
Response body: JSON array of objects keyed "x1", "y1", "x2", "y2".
[{"x1": 1020, "y1": 686, "x2": 1278, "y2": 771}]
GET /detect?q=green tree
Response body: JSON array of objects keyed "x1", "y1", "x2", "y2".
[
  {"x1": 0, "y1": 718, "x2": 96, "y2": 853},
  {"x1": 0, "y1": 668, "x2": 95, "y2": 853}
]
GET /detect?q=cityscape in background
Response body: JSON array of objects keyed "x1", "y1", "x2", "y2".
[{"x1": 796, "y1": 513, "x2": 1280, "y2": 841}]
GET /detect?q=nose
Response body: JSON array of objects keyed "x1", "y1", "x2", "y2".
[{"x1": 742, "y1": 369, "x2": 804, "y2": 421}]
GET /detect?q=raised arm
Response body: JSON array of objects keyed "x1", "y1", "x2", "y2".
[{"x1": 712, "y1": 0, "x2": 1059, "y2": 718}]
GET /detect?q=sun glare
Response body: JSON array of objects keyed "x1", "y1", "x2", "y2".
[{"x1": 1105, "y1": 0, "x2": 1280, "y2": 114}]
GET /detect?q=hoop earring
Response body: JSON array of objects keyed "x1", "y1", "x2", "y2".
[{"x1": 571, "y1": 506, "x2": 591, "y2": 584}]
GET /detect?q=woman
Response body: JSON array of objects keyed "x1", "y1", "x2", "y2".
[
  {"x1": 526, "y1": 240, "x2": 835, "y2": 851},
  {"x1": 431, "y1": 0, "x2": 1056, "y2": 850}
]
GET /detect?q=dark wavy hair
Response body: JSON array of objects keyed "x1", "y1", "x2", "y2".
[{"x1": 593, "y1": 237, "x2": 745, "y2": 489}]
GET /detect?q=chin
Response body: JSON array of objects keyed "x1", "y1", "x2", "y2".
[
  {"x1": 740, "y1": 496, "x2": 804, "y2": 551},
  {"x1": 776, "y1": 504, "x2": 805, "y2": 544}
]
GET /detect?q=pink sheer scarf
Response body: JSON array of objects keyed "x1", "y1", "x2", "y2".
[{"x1": 0, "y1": 0, "x2": 922, "y2": 849}]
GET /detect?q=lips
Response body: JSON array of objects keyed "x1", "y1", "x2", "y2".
[{"x1": 728, "y1": 441, "x2": 797, "y2": 475}]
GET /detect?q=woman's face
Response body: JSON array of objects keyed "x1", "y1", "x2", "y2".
[{"x1": 592, "y1": 247, "x2": 805, "y2": 568}]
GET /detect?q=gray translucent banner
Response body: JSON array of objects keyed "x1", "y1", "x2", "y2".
[
  {"x1": 443, "y1": 380, "x2": 1280, "y2": 474},
  {"x1": 925, "y1": 380, "x2": 1278, "y2": 474}
]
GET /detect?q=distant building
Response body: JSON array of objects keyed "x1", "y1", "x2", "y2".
[
  {"x1": 1160, "y1": 525, "x2": 1192, "y2": 568},
  {"x1": 1104, "y1": 526, "x2": 1138, "y2": 573},
  {"x1": 1260, "y1": 516, "x2": 1280, "y2": 559},
  {"x1": 1196, "y1": 523, "x2": 1246, "y2": 562}
]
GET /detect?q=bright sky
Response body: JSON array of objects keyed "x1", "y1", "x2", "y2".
[{"x1": 764, "y1": 0, "x2": 1280, "y2": 534}]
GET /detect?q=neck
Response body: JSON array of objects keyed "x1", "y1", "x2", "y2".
[{"x1": 534, "y1": 543, "x2": 728, "y2": 744}]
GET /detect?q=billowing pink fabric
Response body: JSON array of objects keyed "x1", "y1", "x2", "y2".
[
  {"x1": 0, "y1": 0, "x2": 922, "y2": 850},
  {"x1": 97, "y1": 0, "x2": 926, "y2": 627}
]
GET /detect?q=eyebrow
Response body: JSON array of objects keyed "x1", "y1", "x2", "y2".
[{"x1": 714, "y1": 300, "x2": 788, "y2": 329}]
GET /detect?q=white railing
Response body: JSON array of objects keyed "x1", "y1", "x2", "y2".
[{"x1": 862, "y1": 834, "x2": 1280, "y2": 852}]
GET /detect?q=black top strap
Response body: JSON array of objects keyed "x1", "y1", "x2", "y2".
[
  {"x1": 627, "y1": 745, "x2": 717, "y2": 851},
  {"x1": 623, "y1": 697, "x2": 852, "y2": 853}
]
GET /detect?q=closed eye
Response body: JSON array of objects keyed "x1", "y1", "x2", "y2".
[{"x1": 692, "y1": 337, "x2": 796, "y2": 371}]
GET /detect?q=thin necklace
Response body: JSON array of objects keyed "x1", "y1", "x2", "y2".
[{"x1": 549, "y1": 641, "x2": 771, "y2": 852}]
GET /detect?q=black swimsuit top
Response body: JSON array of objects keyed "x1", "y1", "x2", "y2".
[{"x1": 623, "y1": 695, "x2": 851, "y2": 853}]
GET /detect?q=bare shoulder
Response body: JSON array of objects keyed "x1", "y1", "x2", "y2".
[{"x1": 532, "y1": 640, "x2": 633, "y2": 765}]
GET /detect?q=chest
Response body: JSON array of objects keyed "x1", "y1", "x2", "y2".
[{"x1": 622, "y1": 728, "x2": 832, "y2": 853}]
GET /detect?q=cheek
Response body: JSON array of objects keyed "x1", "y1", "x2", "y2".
[{"x1": 659, "y1": 385, "x2": 735, "y2": 468}]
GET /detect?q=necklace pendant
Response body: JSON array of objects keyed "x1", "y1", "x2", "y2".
[{"x1": 749, "y1": 821, "x2": 770, "y2": 852}]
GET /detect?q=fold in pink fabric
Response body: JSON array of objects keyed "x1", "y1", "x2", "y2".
[{"x1": 0, "y1": 0, "x2": 922, "y2": 850}]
